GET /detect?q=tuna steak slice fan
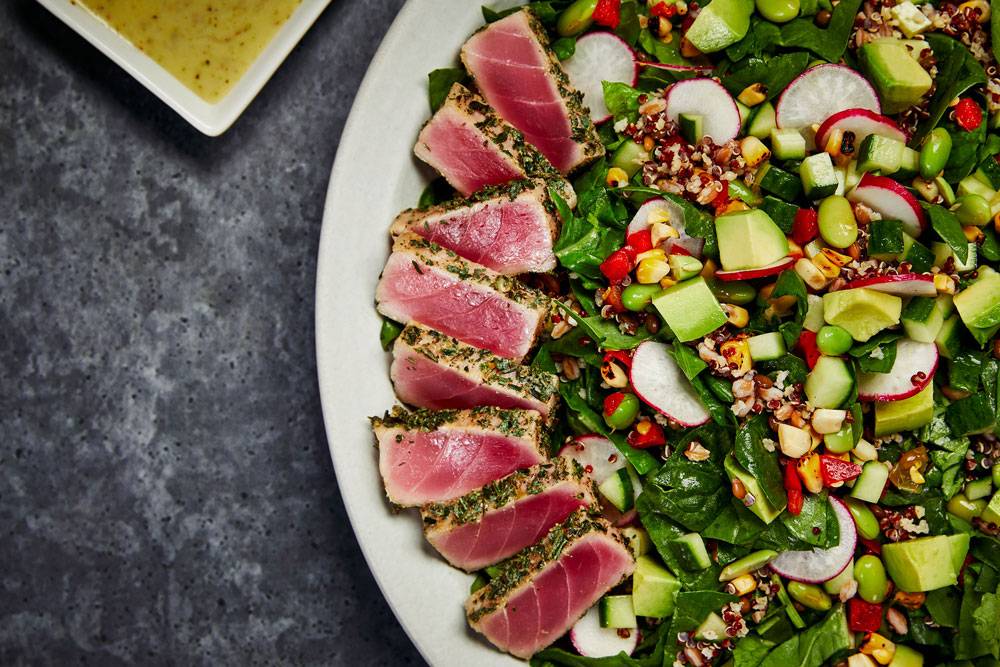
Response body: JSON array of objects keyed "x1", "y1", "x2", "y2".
[
  {"x1": 466, "y1": 509, "x2": 634, "y2": 658},
  {"x1": 372, "y1": 406, "x2": 547, "y2": 506},
  {"x1": 461, "y1": 9, "x2": 604, "y2": 174},
  {"x1": 414, "y1": 83, "x2": 558, "y2": 197},
  {"x1": 375, "y1": 232, "x2": 550, "y2": 361},
  {"x1": 390, "y1": 323, "x2": 559, "y2": 418},
  {"x1": 391, "y1": 178, "x2": 575, "y2": 275},
  {"x1": 421, "y1": 457, "x2": 598, "y2": 571}
]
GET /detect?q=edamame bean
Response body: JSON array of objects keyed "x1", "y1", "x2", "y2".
[
  {"x1": 844, "y1": 498, "x2": 881, "y2": 540},
  {"x1": 707, "y1": 278, "x2": 757, "y2": 305},
  {"x1": 621, "y1": 284, "x2": 663, "y2": 312},
  {"x1": 605, "y1": 393, "x2": 640, "y2": 430},
  {"x1": 380, "y1": 319, "x2": 403, "y2": 350},
  {"x1": 947, "y1": 493, "x2": 987, "y2": 522},
  {"x1": 557, "y1": 0, "x2": 598, "y2": 36},
  {"x1": 954, "y1": 194, "x2": 993, "y2": 226},
  {"x1": 718, "y1": 549, "x2": 778, "y2": 581},
  {"x1": 787, "y1": 581, "x2": 832, "y2": 611},
  {"x1": 816, "y1": 325, "x2": 853, "y2": 355},
  {"x1": 920, "y1": 127, "x2": 953, "y2": 180},
  {"x1": 855, "y1": 555, "x2": 889, "y2": 603},
  {"x1": 756, "y1": 0, "x2": 801, "y2": 22},
  {"x1": 817, "y1": 195, "x2": 859, "y2": 249}
]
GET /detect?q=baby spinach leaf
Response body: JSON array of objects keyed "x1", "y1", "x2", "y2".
[
  {"x1": 427, "y1": 68, "x2": 467, "y2": 112},
  {"x1": 758, "y1": 605, "x2": 852, "y2": 667},
  {"x1": 913, "y1": 35, "x2": 986, "y2": 144},
  {"x1": 553, "y1": 214, "x2": 624, "y2": 281},
  {"x1": 777, "y1": 0, "x2": 862, "y2": 61},
  {"x1": 849, "y1": 330, "x2": 902, "y2": 374},
  {"x1": 603, "y1": 81, "x2": 643, "y2": 120},
  {"x1": 704, "y1": 498, "x2": 768, "y2": 545},
  {"x1": 950, "y1": 351, "x2": 985, "y2": 393},
  {"x1": 668, "y1": 592, "x2": 739, "y2": 642},
  {"x1": 944, "y1": 115, "x2": 988, "y2": 183},
  {"x1": 781, "y1": 491, "x2": 838, "y2": 548},
  {"x1": 771, "y1": 269, "x2": 808, "y2": 321},
  {"x1": 672, "y1": 343, "x2": 708, "y2": 380},
  {"x1": 923, "y1": 203, "x2": 970, "y2": 264},
  {"x1": 734, "y1": 415, "x2": 787, "y2": 509},
  {"x1": 638, "y1": 29, "x2": 688, "y2": 65},
  {"x1": 726, "y1": 18, "x2": 781, "y2": 61},
  {"x1": 720, "y1": 53, "x2": 809, "y2": 102},
  {"x1": 482, "y1": 1, "x2": 563, "y2": 25},
  {"x1": 417, "y1": 177, "x2": 456, "y2": 207},
  {"x1": 645, "y1": 454, "x2": 730, "y2": 532},
  {"x1": 733, "y1": 636, "x2": 774, "y2": 667},
  {"x1": 615, "y1": 0, "x2": 642, "y2": 46}
]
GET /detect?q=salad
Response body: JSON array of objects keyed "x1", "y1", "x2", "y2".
[{"x1": 371, "y1": 0, "x2": 1000, "y2": 664}]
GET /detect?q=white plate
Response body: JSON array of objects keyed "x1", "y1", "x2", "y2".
[
  {"x1": 315, "y1": 1, "x2": 523, "y2": 665},
  {"x1": 35, "y1": 0, "x2": 332, "y2": 136}
]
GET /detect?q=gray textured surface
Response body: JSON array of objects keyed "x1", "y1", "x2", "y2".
[{"x1": 0, "y1": 0, "x2": 425, "y2": 664}]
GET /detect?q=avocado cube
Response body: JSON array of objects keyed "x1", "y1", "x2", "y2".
[
  {"x1": 982, "y1": 490, "x2": 1000, "y2": 525},
  {"x1": 874, "y1": 384, "x2": 934, "y2": 435},
  {"x1": 948, "y1": 533, "x2": 970, "y2": 574},
  {"x1": 883, "y1": 535, "x2": 958, "y2": 592},
  {"x1": 632, "y1": 556, "x2": 680, "y2": 617},
  {"x1": 684, "y1": 0, "x2": 753, "y2": 53},
  {"x1": 858, "y1": 134, "x2": 905, "y2": 174},
  {"x1": 715, "y1": 208, "x2": 789, "y2": 271},
  {"x1": 800, "y1": 152, "x2": 839, "y2": 199},
  {"x1": 889, "y1": 645, "x2": 924, "y2": 667},
  {"x1": 890, "y1": 1, "x2": 932, "y2": 37},
  {"x1": 823, "y1": 287, "x2": 902, "y2": 342},
  {"x1": 954, "y1": 270, "x2": 1000, "y2": 329},
  {"x1": 652, "y1": 277, "x2": 727, "y2": 342},
  {"x1": 860, "y1": 39, "x2": 933, "y2": 113}
]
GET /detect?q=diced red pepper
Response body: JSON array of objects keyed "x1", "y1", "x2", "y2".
[
  {"x1": 784, "y1": 461, "x2": 803, "y2": 516},
  {"x1": 848, "y1": 599, "x2": 883, "y2": 633},
  {"x1": 796, "y1": 330, "x2": 821, "y2": 369},
  {"x1": 649, "y1": 0, "x2": 677, "y2": 17},
  {"x1": 954, "y1": 98, "x2": 983, "y2": 132},
  {"x1": 860, "y1": 537, "x2": 882, "y2": 555},
  {"x1": 628, "y1": 419, "x2": 667, "y2": 448},
  {"x1": 603, "y1": 284, "x2": 627, "y2": 313},
  {"x1": 600, "y1": 248, "x2": 635, "y2": 284},
  {"x1": 711, "y1": 181, "x2": 732, "y2": 214},
  {"x1": 791, "y1": 208, "x2": 819, "y2": 246},
  {"x1": 592, "y1": 0, "x2": 622, "y2": 27},
  {"x1": 603, "y1": 392, "x2": 626, "y2": 417},
  {"x1": 626, "y1": 229, "x2": 653, "y2": 254},
  {"x1": 819, "y1": 455, "x2": 863, "y2": 485}
]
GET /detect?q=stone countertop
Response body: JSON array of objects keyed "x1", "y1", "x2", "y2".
[{"x1": 0, "y1": 0, "x2": 424, "y2": 664}]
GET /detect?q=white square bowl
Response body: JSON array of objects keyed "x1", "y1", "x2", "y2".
[{"x1": 35, "y1": 0, "x2": 333, "y2": 136}]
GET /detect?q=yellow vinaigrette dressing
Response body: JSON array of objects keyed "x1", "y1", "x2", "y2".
[{"x1": 77, "y1": 0, "x2": 303, "y2": 103}]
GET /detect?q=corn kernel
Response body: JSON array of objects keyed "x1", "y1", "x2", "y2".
[
  {"x1": 768, "y1": 295, "x2": 798, "y2": 318},
  {"x1": 963, "y1": 225, "x2": 985, "y2": 242},
  {"x1": 796, "y1": 452, "x2": 824, "y2": 493},
  {"x1": 811, "y1": 252, "x2": 841, "y2": 279},
  {"x1": 994, "y1": 211, "x2": 1000, "y2": 234},
  {"x1": 821, "y1": 247, "x2": 853, "y2": 266},
  {"x1": 659, "y1": 276, "x2": 678, "y2": 288},
  {"x1": 779, "y1": 423, "x2": 812, "y2": 458},
  {"x1": 740, "y1": 136, "x2": 771, "y2": 167},
  {"x1": 795, "y1": 258, "x2": 830, "y2": 290},
  {"x1": 643, "y1": 136, "x2": 656, "y2": 152},
  {"x1": 737, "y1": 83, "x2": 767, "y2": 107},
  {"x1": 934, "y1": 273, "x2": 957, "y2": 294},
  {"x1": 787, "y1": 238, "x2": 804, "y2": 259},
  {"x1": 650, "y1": 222, "x2": 678, "y2": 245},
  {"x1": 647, "y1": 209, "x2": 672, "y2": 225},
  {"x1": 729, "y1": 574, "x2": 758, "y2": 596},
  {"x1": 636, "y1": 258, "x2": 670, "y2": 284},
  {"x1": 723, "y1": 304, "x2": 750, "y2": 328},
  {"x1": 722, "y1": 200, "x2": 751, "y2": 214},
  {"x1": 637, "y1": 248, "x2": 667, "y2": 262},
  {"x1": 959, "y1": 0, "x2": 990, "y2": 22},
  {"x1": 824, "y1": 128, "x2": 845, "y2": 158},
  {"x1": 700, "y1": 258, "x2": 717, "y2": 279},
  {"x1": 680, "y1": 36, "x2": 701, "y2": 58},
  {"x1": 606, "y1": 167, "x2": 629, "y2": 188},
  {"x1": 812, "y1": 408, "x2": 847, "y2": 434},
  {"x1": 719, "y1": 338, "x2": 751, "y2": 375},
  {"x1": 860, "y1": 633, "x2": 896, "y2": 665}
]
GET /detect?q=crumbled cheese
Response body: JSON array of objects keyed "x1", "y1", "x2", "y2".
[
  {"x1": 900, "y1": 517, "x2": 930, "y2": 534},
  {"x1": 614, "y1": 118, "x2": 628, "y2": 133},
  {"x1": 869, "y1": 345, "x2": 885, "y2": 360},
  {"x1": 775, "y1": 370, "x2": 789, "y2": 389},
  {"x1": 891, "y1": 1, "x2": 932, "y2": 37},
  {"x1": 762, "y1": 438, "x2": 777, "y2": 453}
]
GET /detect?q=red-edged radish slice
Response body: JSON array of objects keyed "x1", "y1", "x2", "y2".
[
  {"x1": 664, "y1": 78, "x2": 741, "y2": 144},
  {"x1": 626, "y1": 197, "x2": 687, "y2": 236},
  {"x1": 714, "y1": 257, "x2": 795, "y2": 281},
  {"x1": 847, "y1": 173, "x2": 927, "y2": 237},
  {"x1": 857, "y1": 339, "x2": 938, "y2": 402},
  {"x1": 562, "y1": 32, "x2": 638, "y2": 123},
  {"x1": 769, "y1": 497, "x2": 856, "y2": 584},
  {"x1": 570, "y1": 606, "x2": 639, "y2": 658},
  {"x1": 665, "y1": 235, "x2": 705, "y2": 258},
  {"x1": 815, "y1": 108, "x2": 906, "y2": 152},
  {"x1": 638, "y1": 61, "x2": 714, "y2": 74},
  {"x1": 846, "y1": 273, "x2": 936, "y2": 297},
  {"x1": 630, "y1": 341, "x2": 711, "y2": 427},
  {"x1": 558, "y1": 435, "x2": 627, "y2": 485},
  {"x1": 776, "y1": 64, "x2": 880, "y2": 131}
]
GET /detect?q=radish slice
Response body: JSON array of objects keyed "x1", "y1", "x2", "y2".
[
  {"x1": 626, "y1": 197, "x2": 687, "y2": 236},
  {"x1": 562, "y1": 32, "x2": 638, "y2": 123},
  {"x1": 857, "y1": 339, "x2": 938, "y2": 402},
  {"x1": 770, "y1": 497, "x2": 856, "y2": 584},
  {"x1": 846, "y1": 273, "x2": 936, "y2": 297},
  {"x1": 714, "y1": 257, "x2": 795, "y2": 281},
  {"x1": 630, "y1": 341, "x2": 711, "y2": 427},
  {"x1": 665, "y1": 78, "x2": 741, "y2": 144},
  {"x1": 776, "y1": 65, "x2": 880, "y2": 131},
  {"x1": 847, "y1": 173, "x2": 928, "y2": 237},
  {"x1": 665, "y1": 235, "x2": 705, "y2": 258},
  {"x1": 815, "y1": 108, "x2": 906, "y2": 152},
  {"x1": 570, "y1": 606, "x2": 639, "y2": 658},
  {"x1": 559, "y1": 435, "x2": 627, "y2": 485}
]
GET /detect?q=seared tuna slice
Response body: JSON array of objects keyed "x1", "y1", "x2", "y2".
[
  {"x1": 390, "y1": 324, "x2": 559, "y2": 418},
  {"x1": 461, "y1": 10, "x2": 604, "y2": 174},
  {"x1": 415, "y1": 83, "x2": 558, "y2": 196},
  {"x1": 373, "y1": 406, "x2": 547, "y2": 507},
  {"x1": 466, "y1": 510, "x2": 634, "y2": 658},
  {"x1": 375, "y1": 233, "x2": 550, "y2": 361},
  {"x1": 391, "y1": 179, "x2": 574, "y2": 275},
  {"x1": 421, "y1": 457, "x2": 597, "y2": 571}
]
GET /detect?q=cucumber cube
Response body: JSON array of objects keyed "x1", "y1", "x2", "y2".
[
  {"x1": 803, "y1": 294, "x2": 826, "y2": 332},
  {"x1": 748, "y1": 331, "x2": 787, "y2": 361},
  {"x1": 902, "y1": 294, "x2": 954, "y2": 343},
  {"x1": 598, "y1": 467, "x2": 634, "y2": 512},
  {"x1": 958, "y1": 174, "x2": 996, "y2": 200},
  {"x1": 858, "y1": 134, "x2": 905, "y2": 174},
  {"x1": 670, "y1": 533, "x2": 711, "y2": 570},
  {"x1": 805, "y1": 356, "x2": 854, "y2": 408},
  {"x1": 759, "y1": 163, "x2": 804, "y2": 201},
  {"x1": 680, "y1": 113, "x2": 704, "y2": 144},
  {"x1": 933, "y1": 241, "x2": 977, "y2": 273},
  {"x1": 904, "y1": 236, "x2": 935, "y2": 273},
  {"x1": 868, "y1": 219, "x2": 905, "y2": 260},
  {"x1": 599, "y1": 595, "x2": 637, "y2": 629},
  {"x1": 894, "y1": 147, "x2": 920, "y2": 180},
  {"x1": 935, "y1": 313, "x2": 962, "y2": 360},
  {"x1": 748, "y1": 102, "x2": 776, "y2": 140},
  {"x1": 851, "y1": 461, "x2": 891, "y2": 502},
  {"x1": 800, "y1": 152, "x2": 839, "y2": 199},
  {"x1": 759, "y1": 195, "x2": 798, "y2": 233},
  {"x1": 770, "y1": 128, "x2": 807, "y2": 160}
]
